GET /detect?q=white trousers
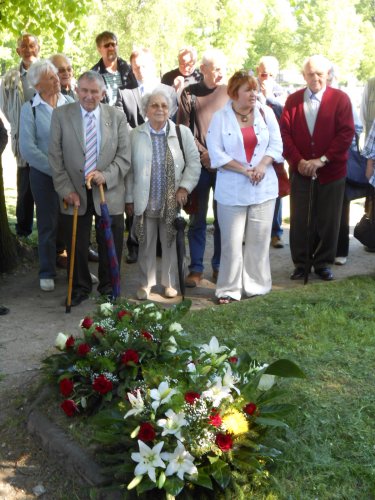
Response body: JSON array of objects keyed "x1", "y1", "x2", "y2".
[
  {"x1": 216, "y1": 199, "x2": 276, "y2": 300},
  {"x1": 137, "y1": 216, "x2": 177, "y2": 290}
]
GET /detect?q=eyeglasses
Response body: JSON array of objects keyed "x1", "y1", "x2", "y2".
[
  {"x1": 260, "y1": 72, "x2": 272, "y2": 77},
  {"x1": 103, "y1": 42, "x2": 117, "y2": 48},
  {"x1": 149, "y1": 103, "x2": 169, "y2": 110},
  {"x1": 58, "y1": 67, "x2": 73, "y2": 74}
]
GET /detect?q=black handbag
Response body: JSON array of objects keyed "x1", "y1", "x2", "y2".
[{"x1": 353, "y1": 189, "x2": 375, "y2": 248}]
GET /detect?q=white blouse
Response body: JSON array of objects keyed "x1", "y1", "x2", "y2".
[{"x1": 206, "y1": 100, "x2": 283, "y2": 206}]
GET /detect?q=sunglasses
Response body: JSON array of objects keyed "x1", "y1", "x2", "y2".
[
  {"x1": 103, "y1": 42, "x2": 117, "y2": 48},
  {"x1": 260, "y1": 72, "x2": 272, "y2": 77}
]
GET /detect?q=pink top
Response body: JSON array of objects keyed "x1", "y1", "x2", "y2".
[{"x1": 241, "y1": 126, "x2": 257, "y2": 162}]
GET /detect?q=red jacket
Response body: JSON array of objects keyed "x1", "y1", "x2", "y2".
[{"x1": 280, "y1": 86, "x2": 355, "y2": 184}]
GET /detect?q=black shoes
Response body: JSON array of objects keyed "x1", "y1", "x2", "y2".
[
  {"x1": 126, "y1": 247, "x2": 138, "y2": 264},
  {"x1": 290, "y1": 267, "x2": 305, "y2": 280},
  {"x1": 0, "y1": 305, "x2": 10, "y2": 315},
  {"x1": 314, "y1": 268, "x2": 334, "y2": 281},
  {"x1": 66, "y1": 292, "x2": 89, "y2": 307}
]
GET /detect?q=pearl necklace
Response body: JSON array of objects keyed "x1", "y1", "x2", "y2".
[{"x1": 232, "y1": 105, "x2": 253, "y2": 122}]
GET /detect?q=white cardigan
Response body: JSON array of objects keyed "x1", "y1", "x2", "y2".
[
  {"x1": 127, "y1": 120, "x2": 201, "y2": 215},
  {"x1": 206, "y1": 100, "x2": 283, "y2": 206}
]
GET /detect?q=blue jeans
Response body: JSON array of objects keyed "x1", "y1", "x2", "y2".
[
  {"x1": 188, "y1": 168, "x2": 221, "y2": 273},
  {"x1": 29, "y1": 168, "x2": 59, "y2": 278},
  {"x1": 271, "y1": 196, "x2": 283, "y2": 238}
]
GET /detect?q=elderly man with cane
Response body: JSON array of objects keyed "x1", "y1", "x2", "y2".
[{"x1": 49, "y1": 70, "x2": 130, "y2": 307}]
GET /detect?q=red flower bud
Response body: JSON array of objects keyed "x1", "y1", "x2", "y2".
[
  {"x1": 208, "y1": 411, "x2": 222, "y2": 427},
  {"x1": 141, "y1": 330, "x2": 153, "y2": 341},
  {"x1": 118, "y1": 310, "x2": 131, "y2": 320},
  {"x1": 121, "y1": 349, "x2": 139, "y2": 365},
  {"x1": 138, "y1": 422, "x2": 156, "y2": 442},
  {"x1": 92, "y1": 374, "x2": 113, "y2": 395},
  {"x1": 65, "y1": 335, "x2": 75, "y2": 349},
  {"x1": 77, "y1": 343, "x2": 91, "y2": 357},
  {"x1": 228, "y1": 356, "x2": 238, "y2": 364},
  {"x1": 81, "y1": 316, "x2": 94, "y2": 329},
  {"x1": 215, "y1": 432, "x2": 233, "y2": 451},
  {"x1": 184, "y1": 391, "x2": 200, "y2": 404},
  {"x1": 59, "y1": 378, "x2": 74, "y2": 397},
  {"x1": 95, "y1": 326, "x2": 105, "y2": 335},
  {"x1": 243, "y1": 402, "x2": 257, "y2": 416},
  {"x1": 60, "y1": 399, "x2": 78, "y2": 417}
]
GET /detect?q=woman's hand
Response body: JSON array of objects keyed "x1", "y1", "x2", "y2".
[
  {"x1": 125, "y1": 203, "x2": 134, "y2": 217},
  {"x1": 176, "y1": 187, "x2": 189, "y2": 208},
  {"x1": 249, "y1": 163, "x2": 267, "y2": 185}
]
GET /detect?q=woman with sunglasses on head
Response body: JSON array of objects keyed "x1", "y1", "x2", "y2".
[
  {"x1": 127, "y1": 88, "x2": 200, "y2": 300},
  {"x1": 206, "y1": 71, "x2": 283, "y2": 304}
]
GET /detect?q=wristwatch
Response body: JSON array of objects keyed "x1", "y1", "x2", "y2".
[{"x1": 320, "y1": 155, "x2": 329, "y2": 164}]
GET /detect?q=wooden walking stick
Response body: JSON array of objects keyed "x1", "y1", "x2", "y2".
[{"x1": 66, "y1": 205, "x2": 79, "y2": 313}]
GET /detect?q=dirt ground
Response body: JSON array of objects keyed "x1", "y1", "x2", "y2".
[{"x1": 1, "y1": 200, "x2": 375, "y2": 498}]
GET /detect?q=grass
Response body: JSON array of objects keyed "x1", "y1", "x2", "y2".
[{"x1": 179, "y1": 276, "x2": 375, "y2": 499}]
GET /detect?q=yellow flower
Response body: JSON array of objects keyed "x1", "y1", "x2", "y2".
[{"x1": 222, "y1": 409, "x2": 249, "y2": 436}]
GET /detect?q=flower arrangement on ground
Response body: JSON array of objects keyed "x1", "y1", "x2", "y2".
[{"x1": 44, "y1": 299, "x2": 305, "y2": 499}]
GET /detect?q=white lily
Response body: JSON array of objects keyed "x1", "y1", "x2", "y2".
[
  {"x1": 223, "y1": 366, "x2": 240, "y2": 394},
  {"x1": 150, "y1": 381, "x2": 177, "y2": 412},
  {"x1": 200, "y1": 336, "x2": 228, "y2": 356},
  {"x1": 166, "y1": 336, "x2": 178, "y2": 354},
  {"x1": 258, "y1": 374, "x2": 276, "y2": 391},
  {"x1": 202, "y1": 377, "x2": 232, "y2": 407},
  {"x1": 157, "y1": 409, "x2": 187, "y2": 440},
  {"x1": 131, "y1": 440, "x2": 166, "y2": 483},
  {"x1": 55, "y1": 332, "x2": 68, "y2": 350},
  {"x1": 169, "y1": 322, "x2": 183, "y2": 333},
  {"x1": 100, "y1": 302, "x2": 113, "y2": 316},
  {"x1": 164, "y1": 442, "x2": 198, "y2": 480},
  {"x1": 124, "y1": 390, "x2": 145, "y2": 419}
]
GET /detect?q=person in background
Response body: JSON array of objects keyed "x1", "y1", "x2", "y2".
[
  {"x1": 207, "y1": 71, "x2": 282, "y2": 303},
  {"x1": 280, "y1": 55, "x2": 354, "y2": 282},
  {"x1": 19, "y1": 60, "x2": 74, "y2": 292},
  {"x1": 364, "y1": 119, "x2": 375, "y2": 180},
  {"x1": 50, "y1": 54, "x2": 77, "y2": 100},
  {"x1": 256, "y1": 56, "x2": 286, "y2": 250},
  {"x1": 161, "y1": 46, "x2": 202, "y2": 99},
  {"x1": 91, "y1": 31, "x2": 137, "y2": 105},
  {"x1": 127, "y1": 89, "x2": 200, "y2": 300},
  {"x1": 0, "y1": 117, "x2": 9, "y2": 315},
  {"x1": 177, "y1": 48, "x2": 229, "y2": 287},
  {"x1": 0, "y1": 34, "x2": 40, "y2": 238},
  {"x1": 49, "y1": 71, "x2": 130, "y2": 306}
]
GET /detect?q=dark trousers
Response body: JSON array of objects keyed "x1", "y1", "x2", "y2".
[
  {"x1": 16, "y1": 165, "x2": 34, "y2": 237},
  {"x1": 290, "y1": 173, "x2": 345, "y2": 270},
  {"x1": 62, "y1": 190, "x2": 124, "y2": 296},
  {"x1": 125, "y1": 214, "x2": 138, "y2": 253},
  {"x1": 336, "y1": 197, "x2": 350, "y2": 257}
]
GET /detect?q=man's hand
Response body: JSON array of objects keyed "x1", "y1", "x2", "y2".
[
  {"x1": 366, "y1": 159, "x2": 374, "y2": 180},
  {"x1": 125, "y1": 203, "x2": 134, "y2": 217},
  {"x1": 298, "y1": 158, "x2": 324, "y2": 177},
  {"x1": 64, "y1": 192, "x2": 80, "y2": 207},
  {"x1": 86, "y1": 170, "x2": 106, "y2": 186}
]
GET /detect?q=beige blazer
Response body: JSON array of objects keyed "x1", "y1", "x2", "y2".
[
  {"x1": 127, "y1": 120, "x2": 200, "y2": 215},
  {"x1": 48, "y1": 102, "x2": 130, "y2": 216}
]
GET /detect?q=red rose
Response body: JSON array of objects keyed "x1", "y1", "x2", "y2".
[
  {"x1": 121, "y1": 349, "x2": 139, "y2": 365},
  {"x1": 93, "y1": 374, "x2": 113, "y2": 395},
  {"x1": 215, "y1": 433, "x2": 233, "y2": 452},
  {"x1": 243, "y1": 402, "x2": 257, "y2": 416},
  {"x1": 81, "y1": 316, "x2": 94, "y2": 329},
  {"x1": 118, "y1": 310, "x2": 131, "y2": 320},
  {"x1": 65, "y1": 335, "x2": 75, "y2": 349},
  {"x1": 77, "y1": 343, "x2": 91, "y2": 357},
  {"x1": 95, "y1": 325, "x2": 105, "y2": 335},
  {"x1": 141, "y1": 330, "x2": 153, "y2": 341},
  {"x1": 61, "y1": 399, "x2": 78, "y2": 417},
  {"x1": 209, "y1": 411, "x2": 222, "y2": 427},
  {"x1": 184, "y1": 391, "x2": 200, "y2": 404},
  {"x1": 228, "y1": 356, "x2": 238, "y2": 364},
  {"x1": 138, "y1": 422, "x2": 156, "y2": 442},
  {"x1": 59, "y1": 378, "x2": 74, "y2": 397}
]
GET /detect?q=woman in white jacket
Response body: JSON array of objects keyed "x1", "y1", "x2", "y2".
[
  {"x1": 206, "y1": 71, "x2": 283, "y2": 303},
  {"x1": 127, "y1": 88, "x2": 200, "y2": 300}
]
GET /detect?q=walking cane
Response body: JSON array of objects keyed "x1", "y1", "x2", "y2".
[
  {"x1": 304, "y1": 176, "x2": 316, "y2": 285},
  {"x1": 66, "y1": 205, "x2": 79, "y2": 313}
]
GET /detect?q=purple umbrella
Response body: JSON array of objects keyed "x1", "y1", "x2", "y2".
[{"x1": 98, "y1": 184, "x2": 121, "y2": 299}]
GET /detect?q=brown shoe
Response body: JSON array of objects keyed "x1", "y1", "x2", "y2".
[
  {"x1": 185, "y1": 272, "x2": 202, "y2": 288},
  {"x1": 271, "y1": 236, "x2": 284, "y2": 248},
  {"x1": 56, "y1": 253, "x2": 68, "y2": 269}
]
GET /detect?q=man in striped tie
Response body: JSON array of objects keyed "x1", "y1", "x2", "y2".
[{"x1": 49, "y1": 71, "x2": 130, "y2": 306}]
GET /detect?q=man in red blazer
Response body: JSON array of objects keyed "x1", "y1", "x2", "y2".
[{"x1": 280, "y1": 55, "x2": 354, "y2": 281}]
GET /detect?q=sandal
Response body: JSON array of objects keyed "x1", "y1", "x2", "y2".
[{"x1": 217, "y1": 296, "x2": 237, "y2": 305}]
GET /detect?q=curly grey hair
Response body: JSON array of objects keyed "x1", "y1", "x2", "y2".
[{"x1": 27, "y1": 59, "x2": 58, "y2": 87}]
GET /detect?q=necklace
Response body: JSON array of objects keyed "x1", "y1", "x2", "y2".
[{"x1": 232, "y1": 105, "x2": 253, "y2": 122}]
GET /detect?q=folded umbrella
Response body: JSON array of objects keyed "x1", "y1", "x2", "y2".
[
  {"x1": 66, "y1": 205, "x2": 78, "y2": 313},
  {"x1": 174, "y1": 210, "x2": 187, "y2": 299},
  {"x1": 304, "y1": 176, "x2": 316, "y2": 285}
]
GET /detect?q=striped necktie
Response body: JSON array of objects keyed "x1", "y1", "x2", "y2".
[{"x1": 84, "y1": 112, "x2": 97, "y2": 177}]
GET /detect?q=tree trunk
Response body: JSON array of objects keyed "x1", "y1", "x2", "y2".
[{"x1": 0, "y1": 156, "x2": 17, "y2": 272}]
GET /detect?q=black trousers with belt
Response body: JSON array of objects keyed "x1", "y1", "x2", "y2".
[
  {"x1": 62, "y1": 189, "x2": 124, "y2": 297},
  {"x1": 289, "y1": 173, "x2": 345, "y2": 270}
]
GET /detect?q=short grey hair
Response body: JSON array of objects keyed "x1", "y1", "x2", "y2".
[
  {"x1": 141, "y1": 88, "x2": 172, "y2": 116},
  {"x1": 178, "y1": 46, "x2": 197, "y2": 63},
  {"x1": 77, "y1": 70, "x2": 105, "y2": 91},
  {"x1": 201, "y1": 48, "x2": 226, "y2": 67},
  {"x1": 50, "y1": 53, "x2": 72, "y2": 67},
  {"x1": 302, "y1": 54, "x2": 331, "y2": 73},
  {"x1": 27, "y1": 59, "x2": 57, "y2": 87}
]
